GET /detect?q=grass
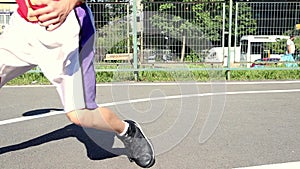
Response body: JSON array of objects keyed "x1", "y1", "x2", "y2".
[{"x1": 4, "y1": 66, "x2": 300, "y2": 85}]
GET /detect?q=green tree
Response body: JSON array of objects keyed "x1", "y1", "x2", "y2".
[
  {"x1": 233, "y1": 2, "x2": 257, "y2": 44},
  {"x1": 143, "y1": 0, "x2": 257, "y2": 57},
  {"x1": 97, "y1": 19, "x2": 130, "y2": 54}
]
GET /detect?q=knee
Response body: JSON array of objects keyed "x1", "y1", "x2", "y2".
[
  {"x1": 66, "y1": 110, "x2": 96, "y2": 128},
  {"x1": 66, "y1": 111, "x2": 82, "y2": 126}
]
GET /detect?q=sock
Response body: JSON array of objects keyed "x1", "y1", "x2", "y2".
[{"x1": 118, "y1": 121, "x2": 129, "y2": 136}]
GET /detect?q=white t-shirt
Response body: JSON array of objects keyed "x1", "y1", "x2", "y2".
[{"x1": 287, "y1": 39, "x2": 295, "y2": 54}]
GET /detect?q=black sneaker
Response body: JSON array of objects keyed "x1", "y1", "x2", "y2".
[{"x1": 117, "y1": 120, "x2": 155, "y2": 168}]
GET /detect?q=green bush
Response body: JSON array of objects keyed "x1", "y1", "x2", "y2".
[
  {"x1": 6, "y1": 73, "x2": 50, "y2": 85},
  {"x1": 230, "y1": 69, "x2": 300, "y2": 81}
]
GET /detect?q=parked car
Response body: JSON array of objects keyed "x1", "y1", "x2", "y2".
[{"x1": 250, "y1": 58, "x2": 280, "y2": 68}]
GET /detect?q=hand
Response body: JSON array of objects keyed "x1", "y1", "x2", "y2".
[{"x1": 29, "y1": 0, "x2": 80, "y2": 31}]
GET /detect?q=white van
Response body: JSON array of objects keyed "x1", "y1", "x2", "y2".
[{"x1": 206, "y1": 47, "x2": 241, "y2": 63}]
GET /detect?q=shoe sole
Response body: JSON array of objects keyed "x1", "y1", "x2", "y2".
[{"x1": 129, "y1": 120, "x2": 156, "y2": 168}]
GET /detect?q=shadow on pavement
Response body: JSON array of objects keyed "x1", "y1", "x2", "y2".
[
  {"x1": 0, "y1": 122, "x2": 126, "y2": 160},
  {"x1": 22, "y1": 108, "x2": 64, "y2": 116}
]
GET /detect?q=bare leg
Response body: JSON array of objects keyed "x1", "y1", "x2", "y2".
[{"x1": 66, "y1": 107, "x2": 125, "y2": 134}]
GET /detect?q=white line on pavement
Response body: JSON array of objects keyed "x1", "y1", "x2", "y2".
[
  {"x1": 0, "y1": 88, "x2": 300, "y2": 126},
  {"x1": 233, "y1": 161, "x2": 300, "y2": 169}
]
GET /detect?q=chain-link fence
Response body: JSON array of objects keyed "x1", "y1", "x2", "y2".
[
  {"x1": 233, "y1": 1, "x2": 300, "y2": 66},
  {"x1": 88, "y1": 0, "x2": 300, "y2": 66},
  {"x1": 0, "y1": 1, "x2": 16, "y2": 35},
  {"x1": 88, "y1": 1, "x2": 227, "y2": 65},
  {"x1": 88, "y1": 2, "x2": 131, "y2": 62},
  {"x1": 0, "y1": 0, "x2": 300, "y2": 68},
  {"x1": 141, "y1": 1, "x2": 226, "y2": 63},
  {"x1": 236, "y1": 1, "x2": 300, "y2": 37}
]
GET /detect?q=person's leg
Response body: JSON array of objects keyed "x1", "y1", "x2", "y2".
[
  {"x1": 29, "y1": 5, "x2": 126, "y2": 136},
  {"x1": 0, "y1": 13, "x2": 36, "y2": 88},
  {"x1": 0, "y1": 55, "x2": 35, "y2": 88},
  {"x1": 66, "y1": 107, "x2": 126, "y2": 132},
  {"x1": 67, "y1": 107, "x2": 155, "y2": 168},
  {"x1": 60, "y1": 4, "x2": 155, "y2": 168},
  {"x1": 29, "y1": 5, "x2": 124, "y2": 134}
]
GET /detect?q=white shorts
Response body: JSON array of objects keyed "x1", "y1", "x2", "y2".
[{"x1": 0, "y1": 9, "x2": 91, "y2": 112}]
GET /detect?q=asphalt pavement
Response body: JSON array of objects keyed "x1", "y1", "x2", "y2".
[{"x1": 0, "y1": 81, "x2": 300, "y2": 169}]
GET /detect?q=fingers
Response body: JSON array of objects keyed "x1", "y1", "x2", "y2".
[
  {"x1": 38, "y1": 12, "x2": 61, "y2": 24},
  {"x1": 29, "y1": 6, "x2": 53, "y2": 19},
  {"x1": 28, "y1": 1, "x2": 70, "y2": 31},
  {"x1": 38, "y1": 16, "x2": 60, "y2": 27},
  {"x1": 39, "y1": 16, "x2": 61, "y2": 31},
  {"x1": 32, "y1": 10, "x2": 59, "y2": 25},
  {"x1": 42, "y1": 17, "x2": 63, "y2": 31},
  {"x1": 29, "y1": 6, "x2": 62, "y2": 31},
  {"x1": 45, "y1": 23, "x2": 61, "y2": 31}
]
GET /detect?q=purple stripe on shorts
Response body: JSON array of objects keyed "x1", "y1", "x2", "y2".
[{"x1": 75, "y1": 4, "x2": 98, "y2": 110}]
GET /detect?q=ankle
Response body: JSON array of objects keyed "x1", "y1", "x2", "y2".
[{"x1": 117, "y1": 121, "x2": 129, "y2": 136}]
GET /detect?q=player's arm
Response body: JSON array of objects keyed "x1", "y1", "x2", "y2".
[{"x1": 29, "y1": 0, "x2": 85, "y2": 31}]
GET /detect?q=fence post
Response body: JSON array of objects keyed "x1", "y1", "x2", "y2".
[
  {"x1": 222, "y1": 2, "x2": 226, "y2": 55},
  {"x1": 226, "y1": 0, "x2": 233, "y2": 80},
  {"x1": 234, "y1": 2, "x2": 239, "y2": 63},
  {"x1": 132, "y1": 0, "x2": 139, "y2": 81}
]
